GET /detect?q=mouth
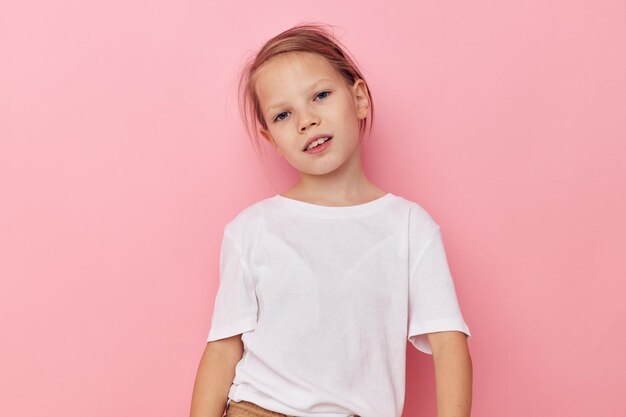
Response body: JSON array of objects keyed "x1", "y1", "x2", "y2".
[{"x1": 302, "y1": 135, "x2": 333, "y2": 152}]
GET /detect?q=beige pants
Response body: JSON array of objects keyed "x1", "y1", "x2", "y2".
[{"x1": 225, "y1": 400, "x2": 294, "y2": 417}]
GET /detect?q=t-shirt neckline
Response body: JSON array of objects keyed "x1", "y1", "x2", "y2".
[{"x1": 272, "y1": 192, "x2": 395, "y2": 216}]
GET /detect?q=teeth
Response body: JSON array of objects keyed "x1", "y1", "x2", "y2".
[{"x1": 306, "y1": 137, "x2": 330, "y2": 150}]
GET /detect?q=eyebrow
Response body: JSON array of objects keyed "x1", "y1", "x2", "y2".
[{"x1": 266, "y1": 78, "x2": 334, "y2": 113}]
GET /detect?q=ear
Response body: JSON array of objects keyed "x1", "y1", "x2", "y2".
[
  {"x1": 259, "y1": 127, "x2": 283, "y2": 157},
  {"x1": 351, "y1": 79, "x2": 370, "y2": 120},
  {"x1": 260, "y1": 127, "x2": 274, "y2": 146}
]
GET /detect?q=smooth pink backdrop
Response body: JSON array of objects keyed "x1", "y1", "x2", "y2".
[{"x1": 1, "y1": 1, "x2": 625, "y2": 416}]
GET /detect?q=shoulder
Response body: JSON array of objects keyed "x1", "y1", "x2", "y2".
[
  {"x1": 391, "y1": 194, "x2": 440, "y2": 230},
  {"x1": 221, "y1": 195, "x2": 275, "y2": 243},
  {"x1": 388, "y1": 194, "x2": 442, "y2": 253}
]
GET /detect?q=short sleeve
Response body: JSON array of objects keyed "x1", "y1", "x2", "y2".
[
  {"x1": 408, "y1": 226, "x2": 471, "y2": 355},
  {"x1": 206, "y1": 229, "x2": 258, "y2": 342}
]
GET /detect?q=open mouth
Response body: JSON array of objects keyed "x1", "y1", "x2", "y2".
[{"x1": 303, "y1": 136, "x2": 333, "y2": 152}]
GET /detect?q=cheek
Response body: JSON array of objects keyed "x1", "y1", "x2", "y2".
[
  {"x1": 338, "y1": 94, "x2": 359, "y2": 120},
  {"x1": 337, "y1": 102, "x2": 360, "y2": 130}
]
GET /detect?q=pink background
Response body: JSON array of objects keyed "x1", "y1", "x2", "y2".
[{"x1": 1, "y1": 1, "x2": 625, "y2": 416}]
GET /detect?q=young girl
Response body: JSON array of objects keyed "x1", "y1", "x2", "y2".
[{"x1": 190, "y1": 23, "x2": 472, "y2": 417}]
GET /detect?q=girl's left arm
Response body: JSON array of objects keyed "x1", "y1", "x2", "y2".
[{"x1": 428, "y1": 331, "x2": 473, "y2": 417}]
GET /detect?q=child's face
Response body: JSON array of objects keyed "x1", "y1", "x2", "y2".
[{"x1": 255, "y1": 52, "x2": 370, "y2": 176}]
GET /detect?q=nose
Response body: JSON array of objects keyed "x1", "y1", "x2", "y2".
[{"x1": 298, "y1": 109, "x2": 320, "y2": 133}]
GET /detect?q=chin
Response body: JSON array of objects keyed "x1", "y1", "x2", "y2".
[{"x1": 301, "y1": 162, "x2": 346, "y2": 177}]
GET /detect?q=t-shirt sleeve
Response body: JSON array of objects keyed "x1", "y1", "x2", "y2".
[
  {"x1": 206, "y1": 228, "x2": 258, "y2": 342},
  {"x1": 408, "y1": 225, "x2": 471, "y2": 355}
]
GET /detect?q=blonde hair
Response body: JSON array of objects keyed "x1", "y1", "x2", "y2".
[{"x1": 237, "y1": 22, "x2": 375, "y2": 157}]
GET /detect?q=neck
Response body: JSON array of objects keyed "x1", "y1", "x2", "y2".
[{"x1": 291, "y1": 142, "x2": 381, "y2": 202}]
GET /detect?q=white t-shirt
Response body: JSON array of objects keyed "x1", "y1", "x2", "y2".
[{"x1": 207, "y1": 192, "x2": 471, "y2": 417}]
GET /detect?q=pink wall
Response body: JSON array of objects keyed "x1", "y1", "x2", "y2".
[{"x1": 1, "y1": 1, "x2": 625, "y2": 416}]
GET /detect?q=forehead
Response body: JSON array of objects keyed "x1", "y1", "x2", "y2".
[{"x1": 254, "y1": 52, "x2": 344, "y2": 101}]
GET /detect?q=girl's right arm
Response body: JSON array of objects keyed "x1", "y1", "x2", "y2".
[{"x1": 189, "y1": 334, "x2": 245, "y2": 417}]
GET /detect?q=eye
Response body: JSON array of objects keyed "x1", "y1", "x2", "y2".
[
  {"x1": 272, "y1": 91, "x2": 330, "y2": 123},
  {"x1": 315, "y1": 91, "x2": 331, "y2": 100},
  {"x1": 273, "y1": 112, "x2": 289, "y2": 122}
]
